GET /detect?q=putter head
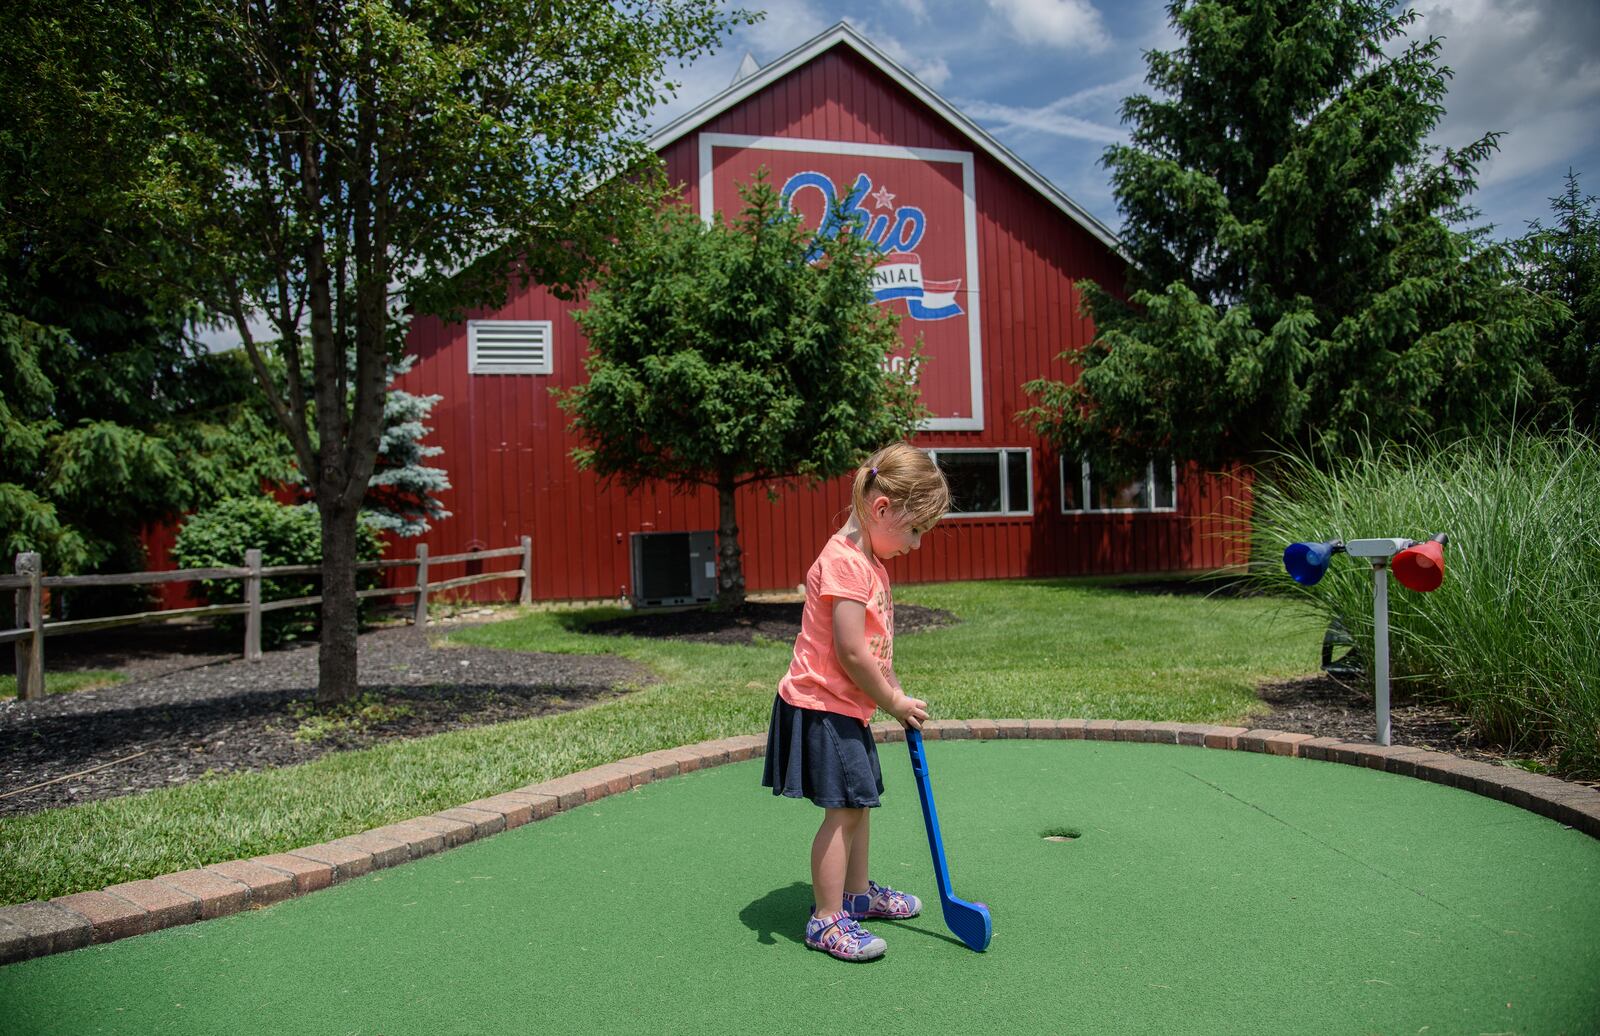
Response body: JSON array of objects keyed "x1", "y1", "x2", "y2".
[{"x1": 943, "y1": 896, "x2": 992, "y2": 952}]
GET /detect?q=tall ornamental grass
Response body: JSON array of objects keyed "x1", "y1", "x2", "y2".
[{"x1": 1250, "y1": 433, "x2": 1600, "y2": 778}]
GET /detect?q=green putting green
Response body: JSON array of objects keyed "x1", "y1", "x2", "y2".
[{"x1": 3, "y1": 740, "x2": 1598, "y2": 1035}]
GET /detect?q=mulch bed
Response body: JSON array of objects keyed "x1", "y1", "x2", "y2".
[
  {"x1": 1250, "y1": 672, "x2": 1534, "y2": 765},
  {"x1": 0, "y1": 600, "x2": 1565, "y2": 818},
  {"x1": 0, "y1": 616, "x2": 653, "y2": 818}
]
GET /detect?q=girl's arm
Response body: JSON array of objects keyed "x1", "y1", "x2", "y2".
[{"x1": 833, "y1": 598, "x2": 928, "y2": 729}]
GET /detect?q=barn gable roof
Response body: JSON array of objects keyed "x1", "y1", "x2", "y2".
[{"x1": 648, "y1": 21, "x2": 1123, "y2": 253}]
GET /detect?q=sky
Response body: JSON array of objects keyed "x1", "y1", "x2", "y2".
[
  {"x1": 650, "y1": 0, "x2": 1600, "y2": 242},
  {"x1": 197, "y1": 0, "x2": 1595, "y2": 351}
]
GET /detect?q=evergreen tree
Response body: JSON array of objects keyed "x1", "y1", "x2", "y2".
[
  {"x1": 0, "y1": 257, "x2": 295, "y2": 588},
  {"x1": 1020, "y1": 0, "x2": 1559, "y2": 475},
  {"x1": 557, "y1": 176, "x2": 926, "y2": 604},
  {"x1": 365, "y1": 357, "x2": 451, "y2": 538},
  {"x1": 1513, "y1": 172, "x2": 1599, "y2": 431}
]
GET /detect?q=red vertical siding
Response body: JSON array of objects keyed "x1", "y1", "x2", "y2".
[
  {"x1": 390, "y1": 44, "x2": 1248, "y2": 603},
  {"x1": 142, "y1": 520, "x2": 202, "y2": 610}
]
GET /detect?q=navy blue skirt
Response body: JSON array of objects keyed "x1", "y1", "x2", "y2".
[{"x1": 762, "y1": 695, "x2": 884, "y2": 808}]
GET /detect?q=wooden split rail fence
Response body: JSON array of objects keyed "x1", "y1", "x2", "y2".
[{"x1": 1, "y1": 538, "x2": 534, "y2": 701}]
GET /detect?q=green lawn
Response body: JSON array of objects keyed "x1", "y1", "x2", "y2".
[
  {"x1": 0, "y1": 578, "x2": 1322, "y2": 906},
  {"x1": 1, "y1": 670, "x2": 125, "y2": 700}
]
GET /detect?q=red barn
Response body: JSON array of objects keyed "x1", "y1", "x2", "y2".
[{"x1": 394, "y1": 22, "x2": 1247, "y2": 604}]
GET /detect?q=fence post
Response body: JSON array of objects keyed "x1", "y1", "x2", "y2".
[
  {"x1": 13, "y1": 552, "x2": 43, "y2": 701},
  {"x1": 413, "y1": 543, "x2": 429, "y2": 631},
  {"x1": 520, "y1": 535, "x2": 533, "y2": 606},
  {"x1": 244, "y1": 549, "x2": 262, "y2": 662}
]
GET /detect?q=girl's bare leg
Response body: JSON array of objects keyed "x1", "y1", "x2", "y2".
[
  {"x1": 811, "y1": 807, "x2": 864, "y2": 919},
  {"x1": 844, "y1": 807, "x2": 871, "y2": 894}
]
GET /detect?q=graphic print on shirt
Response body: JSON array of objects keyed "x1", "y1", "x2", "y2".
[{"x1": 871, "y1": 585, "x2": 895, "y2": 682}]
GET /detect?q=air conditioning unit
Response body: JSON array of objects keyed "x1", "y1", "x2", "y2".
[{"x1": 630, "y1": 531, "x2": 718, "y2": 608}]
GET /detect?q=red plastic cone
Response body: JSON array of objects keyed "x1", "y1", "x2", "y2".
[{"x1": 1393, "y1": 535, "x2": 1447, "y2": 592}]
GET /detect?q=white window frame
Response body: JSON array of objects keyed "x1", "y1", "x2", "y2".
[
  {"x1": 1060, "y1": 456, "x2": 1179, "y2": 514},
  {"x1": 925, "y1": 447, "x2": 1034, "y2": 518},
  {"x1": 468, "y1": 319, "x2": 553, "y2": 375}
]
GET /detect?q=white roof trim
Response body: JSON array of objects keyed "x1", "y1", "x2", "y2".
[{"x1": 648, "y1": 21, "x2": 1124, "y2": 255}]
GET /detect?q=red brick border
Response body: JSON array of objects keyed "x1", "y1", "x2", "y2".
[{"x1": 3, "y1": 721, "x2": 1595, "y2": 967}]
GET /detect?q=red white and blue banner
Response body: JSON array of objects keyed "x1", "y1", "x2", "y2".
[{"x1": 698, "y1": 134, "x2": 983, "y2": 430}]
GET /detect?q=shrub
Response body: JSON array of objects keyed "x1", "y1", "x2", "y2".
[
  {"x1": 173, "y1": 497, "x2": 384, "y2": 647},
  {"x1": 1249, "y1": 432, "x2": 1600, "y2": 778}
]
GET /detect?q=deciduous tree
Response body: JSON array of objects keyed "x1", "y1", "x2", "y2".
[
  {"x1": 558, "y1": 177, "x2": 926, "y2": 604},
  {"x1": 7, "y1": 0, "x2": 747, "y2": 700}
]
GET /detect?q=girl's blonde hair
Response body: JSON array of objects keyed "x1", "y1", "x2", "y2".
[{"x1": 851, "y1": 442, "x2": 951, "y2": 532}]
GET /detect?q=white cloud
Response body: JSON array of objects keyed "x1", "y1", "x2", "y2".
[
  {"x1": 1408, "y1": 0, "x2": 1600, "y2": 130},
  {"x1": 1470, "y1": 111, "x2": 1594, "y2": 190},
  {"x1": 1044, "y1": 73, "x2": 1145, "y2": 113},
  {"x1": 844, "y1": 17, "x2": 953, "y2": 89},
  {"x1": 742, "y1": 1, "x2": 832, "y2": 57},
  {"x1": 989, "y1": 0, "x2": 1112, "y2": 52},
  {"x1": 902, "y1": 53, "x2": 952, "y2": 91},
  {"x1": 1136, "y1": 3, "x2": 1181, "y2": 55},
  {"x1": 645, "y1": 52, "x2": 744, "y2": 132},
  {"x1": 192, "y1": 310, "x2": 277, "y2": 354},
  {"x1": 957, "y1": 73, "x2": 1139, "y2": 145},
  {"x1": 643, "y1": 0, "x2": 829, "y2": 134},
  {"x1": 1397, "y1": 0, "x2": 1600, "y2": 230},
  {"x1": 961, "y1": 97, "x2": 1124, "y2": 144},
  {"x1": 891, "y1": 0, "x2": 928, "y2": 19}
]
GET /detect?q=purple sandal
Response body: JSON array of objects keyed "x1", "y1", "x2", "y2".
[
  {"x1": 804, "y1": 911, "x2": 887, "y2": 961},
  {"x1": 844, "y1": 880, "x2": 922, "y2": 920}
]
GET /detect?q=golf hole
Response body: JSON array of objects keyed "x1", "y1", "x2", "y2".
[{"x1": 1041, "y1": 827, "x2": 1082, "y2": 842}]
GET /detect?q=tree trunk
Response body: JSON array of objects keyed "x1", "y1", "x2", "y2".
[
  {"x1": 716, "y1": 472, "x2": 745, "y2": 607},
  {"x1": 317, "y1": 500, "x2": 361, "y2": 705}
]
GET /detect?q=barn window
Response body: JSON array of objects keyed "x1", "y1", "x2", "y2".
[
  {"x1": 925, "y1": 448, "x2": 1033, "y2": 517},
  {"x1": 468, "y1": 320, "x2": 553, "y2": 374},
  {"x1": 1060, "y1": 457, "x2": 1177, "y2": 513}
]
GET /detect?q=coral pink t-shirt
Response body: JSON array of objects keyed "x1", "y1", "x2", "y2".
[{"x1": 778, "y1": 532, "x2": 895, "y2": 725}]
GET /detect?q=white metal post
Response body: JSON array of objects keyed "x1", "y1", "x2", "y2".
[{"x1": 1372, "y1": 562, "x2": 1391, "y2": 747}]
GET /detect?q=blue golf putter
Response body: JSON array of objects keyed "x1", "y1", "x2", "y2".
[{"x1": 906, "y1": 728, "x2": 992, "y2": 952}]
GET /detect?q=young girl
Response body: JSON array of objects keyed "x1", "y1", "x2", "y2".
[{"x1": 761, "y1": 441, "x2": 951, "y2": 962}]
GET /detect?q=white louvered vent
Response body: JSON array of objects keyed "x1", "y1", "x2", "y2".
[{"x1": 468, "y1": 320, "x2": 553, "y2": 374}]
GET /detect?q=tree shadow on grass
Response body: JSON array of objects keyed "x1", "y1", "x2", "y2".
[
  {"x1": 550, "y1": 607, "x2": 628, "y2": 635},
  {"x1": 579, "y1": 603, "x2": 957, "y2": 646}
]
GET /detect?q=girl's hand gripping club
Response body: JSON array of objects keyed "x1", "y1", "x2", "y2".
[{"x1": 906, "y1": 728, "x2": 992, "y2": 952}]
